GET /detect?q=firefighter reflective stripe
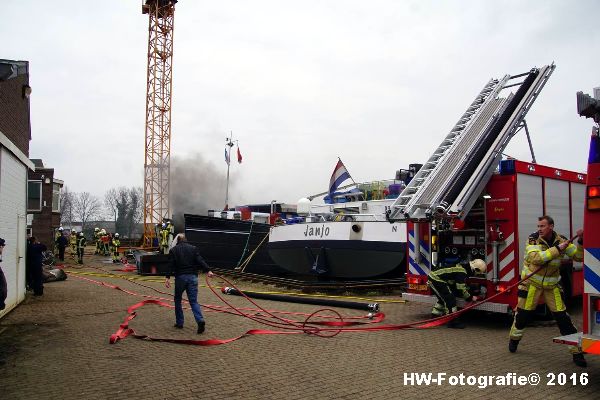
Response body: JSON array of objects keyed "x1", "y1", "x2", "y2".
[
  {"x1": 431, "y1": 302, "x2": 447, "y2": 316},
  {"x1": 524, "y1": 285, "x2": 538, "y2": 310},
  {"x1": 519, "y1": 284, "x2": 566, "y2": 312},
  {"x1": 526, "y1": 244, "x2": 555, "y2": 263},
  {"x1": 564, "y1": 243, "x2": 578, "y2": 257},
  {"x1": 584, "y1": 248, "x2": 600, "y2": 295},
  {"x1": 521, "y1": 267, "x2": 561, "y2": 287}
]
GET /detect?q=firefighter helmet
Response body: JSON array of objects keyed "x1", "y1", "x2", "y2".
[
  {"x1": 79, "y1": 232, "x2": 84, "y2": 237},
  {"x1": 115, "y1": 233, "x2": 119, "y2": 238},
  {"x1": 58, "y1": 227, "x2": 63, "y2": 231},
  {"x1": 469, "y1": 259, "x2": 487, "y2": 275},
  {"x1": 95, "y1": 227, "x2": 99, "y2": 232}
]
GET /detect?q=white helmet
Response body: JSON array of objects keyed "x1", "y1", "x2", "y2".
[
  {"x1": 469, "y1": 259, "x2": 487, "y2": 275},
  {"x1": 79, "y1": 232, "x2": 84, "y2": 237},
  {"x1": 58, "y1": 227, "x2": 63, "y2": 231},
  {"x1": 115, "y1": 233, "x2": 119, "y2": 238},
  {"x1": 101, "y1": 229, "x2": 106, "y2": 235}
]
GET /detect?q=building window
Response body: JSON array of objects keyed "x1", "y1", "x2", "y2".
[
  {"x1": 27, "y1": 181, "x2": 42, "y2": 211},
  {"x1": 52, "y1": 183, "x2": 61, "y2": 212}
]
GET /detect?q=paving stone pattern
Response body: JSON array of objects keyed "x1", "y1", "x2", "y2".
[{"x1": 0, "y1": 252, "x2": 598, "y2": 399}]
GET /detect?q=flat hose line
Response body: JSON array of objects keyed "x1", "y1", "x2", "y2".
[{"x1": 65, "y1": 263, "x2": 544, "y2": 346}]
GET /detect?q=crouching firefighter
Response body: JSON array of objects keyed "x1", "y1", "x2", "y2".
[
  {"x1": 427, "y1": 259, "x2": 486, "y2": 329},
  {"x1": 509, "y1": 216, "x2": 586, "y2": 367}
]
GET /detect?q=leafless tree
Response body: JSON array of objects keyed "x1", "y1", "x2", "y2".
[
  {"x1": 73, "y1": 192, "x2": 102, "y2": 233},
  {"x1": 127, "y1": 187, "x2": 144, "y2": 237},
  {"x1": 60, "y1": 186, "x2": 75, "y2": 229},
  {"x1": 104, "y1": 187, "x2": 119, "y2": 223},
  {"x1": 103, "y1": 186, "x2": 144, "y2": 238}
]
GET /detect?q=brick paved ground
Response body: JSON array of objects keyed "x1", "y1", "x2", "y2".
[{"x1": 1, "y1": 251, "x2": 598, "y2": 399}]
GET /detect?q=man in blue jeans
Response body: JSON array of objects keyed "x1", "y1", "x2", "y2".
[{"x1": 165, "y1": 234, "x2": 214, "y2": 333}]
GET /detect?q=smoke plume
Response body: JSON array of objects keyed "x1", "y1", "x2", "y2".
[{"x1": 170, "y1": 153, "x2": 237, "y2": 232}]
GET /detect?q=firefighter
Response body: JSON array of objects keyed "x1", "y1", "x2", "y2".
[
  {"x1": 69, "y1": 230, "x2": 78, "y2": 259},
  {"x1": 112, "y1": 233, "x2": 121, "y2": 263},
  {"x1": 94, "y1": 227, "x2": 101, "y2": 255},
  {"x1": 100, "y1": 229, "x2": 109, "y2": 256},
  {"x1": 159, "y1": 222, "x2": 172, "y2": 255},
  {"x1": 508, "y1": 215, "x2": 586, "y2": 367},
  {"x1": 77, "y1": 232, "x2": 87, "y2": 264},
  {"x1": 427, "y1": 258, "x2": 486, "y2": 328}
]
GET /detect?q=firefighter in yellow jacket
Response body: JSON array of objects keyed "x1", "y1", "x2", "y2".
[
  {"x1": 69, "y1": 230, "x2": 78, "y2": 258},
  {"x1": 159, "y1": 222, "x2": 172, "y2": 255},
  {"x1": 111, "y1": 233, "x2": 121, "y2": 263},
  {"x1": 508, "y1": 215, "x2": 585, "y2": 367},
  {"x1": 94, "y1": 227, "x2": 101, "y2": 255}
]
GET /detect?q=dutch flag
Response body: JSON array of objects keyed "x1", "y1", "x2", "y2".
[{"x1": 329, "y1": 159, "x2": 351, "y2": 197}]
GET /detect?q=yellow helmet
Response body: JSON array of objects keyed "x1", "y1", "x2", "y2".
[{"x1": 469, "y1": 259, "x2": 487, "y2": 275}]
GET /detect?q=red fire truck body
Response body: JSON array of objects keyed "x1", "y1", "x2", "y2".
[
  {"x1": 403, "y1": 159, "x2": 586, "y2": 314},
  {"x1": 554, "y1": 130, "x2": 600, "y2": 354}
]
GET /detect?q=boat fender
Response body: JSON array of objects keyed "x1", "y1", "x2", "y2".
[{"x1": 351, "y1": 224, "x2": 361, "y2": 233}]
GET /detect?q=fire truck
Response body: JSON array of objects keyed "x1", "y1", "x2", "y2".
[
  {"x1": 388, "y1": 63, "x2": 589, "y2": 314},
  {"x1": 402, "y1": 159, "x2": 585, "y2": 314},
  {"x1": 553, "y1": 89, "x2": 600, "y2": 353}
]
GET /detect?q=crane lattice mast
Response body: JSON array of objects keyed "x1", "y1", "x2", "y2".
[{"x1": 141, "y1": 0, "x2": 177, "y2": 246}]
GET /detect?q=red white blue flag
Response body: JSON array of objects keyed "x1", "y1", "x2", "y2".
[{"x1": 329, "y1": 159, "x2": 351, "y2": 197}]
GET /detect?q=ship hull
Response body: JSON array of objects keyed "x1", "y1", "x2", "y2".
[
  {"x1": 184, "y1": 214, "x2": 286, "y2": 275},
  {"x1": 268, "y1": 221, "x2": 407, "y2": 278}
]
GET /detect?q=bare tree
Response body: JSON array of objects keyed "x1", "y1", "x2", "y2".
[
  {"x1": 103, "y1": 186, "x2": 144, "y2": 238},
  {"x1": 127, "y1": 187, "x2": 144, "y2": 238},
  {"x1": 73, "y1": 192, "x2": 102, "y2": 234},
  {"x1": 104, "y1": 187, "x2": 119, "y2": 223},
  {"x1": 60, "y1": 186, "x2": 75, "y2": 229}
]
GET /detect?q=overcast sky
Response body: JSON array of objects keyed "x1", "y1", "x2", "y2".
[{"x1": 2, "y1": 0, "x2": 599, "y2": 213}]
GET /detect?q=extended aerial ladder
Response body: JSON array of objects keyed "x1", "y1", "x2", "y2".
[
  {"x1": 141, "y1": 0, "x2": 178, "y2": 246},
  {"x1": 388, "y1": 64, "x2": 555, "y2": 222}
]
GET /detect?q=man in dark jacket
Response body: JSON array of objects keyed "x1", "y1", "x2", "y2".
[
  {"x1": 55, "y1": 227, "x2": 68, "y2": 261},
  {"x1": 165, "y1": 234, "x2": 214, "y2": 333},
  {"x1": 27, "y1": 237, "x2": 47, "y2": 296}
]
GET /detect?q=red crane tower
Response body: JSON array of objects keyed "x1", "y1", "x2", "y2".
[{"x1": 141, "y1": 0, "x2": 178, "y2": 245}]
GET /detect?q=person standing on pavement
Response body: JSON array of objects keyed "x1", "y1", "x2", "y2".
[
  {"x1": 69, "y1": 231, "x2": 78, "y2": 259},
  {"x1": 0, "y1": 238, "x2": 7, "y2": 310},
  {"x1": 111, "y1": 233, "x2": 121, "y2": 263},
  {"x1": 164, "y1": 233, "x2": 214, "y2": 333},
  {"x1": 55, "y1": 227, "x2": 68, "y2": 261},
  {"x1": 508, "y1": 215, "x2": 586, "y2": 367},
  {"x1": 27, "y1": 237, "x2": 47, "y2": 296},
  {"x1": 427, "y1": 259, "x2": 486, "y2": 328},
  {"x1": 77, "y1": 232, "x2": 87, "y2": 265}
]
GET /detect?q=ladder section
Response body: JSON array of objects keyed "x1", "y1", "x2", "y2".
[
  {"x1": 447, "y1": 64, "x2": 555, "y2": 217},
  {"x1": 389, "y1": 64, "x2": 555, "y2": 221},
  {"x1": 388, "y1": 76, "x2": 509, "y2": 220}
]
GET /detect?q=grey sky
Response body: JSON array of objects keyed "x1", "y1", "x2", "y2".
[{"x1": 2, "y1": 0, "x2": 599, "y2": 212}]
